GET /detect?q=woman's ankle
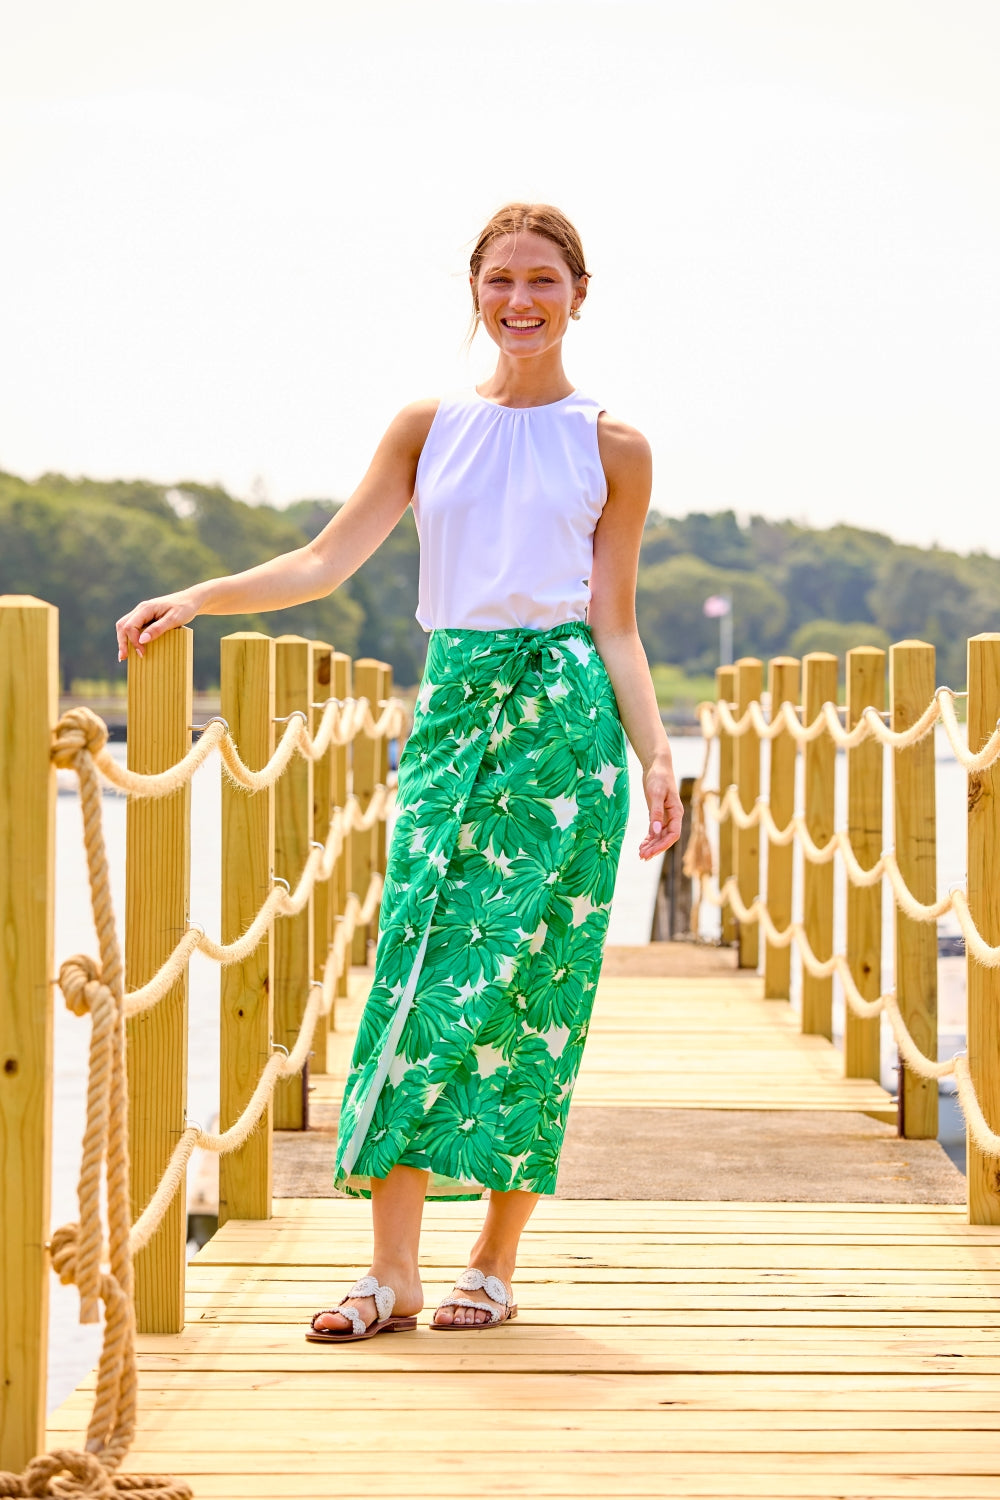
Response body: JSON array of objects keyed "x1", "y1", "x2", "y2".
[
  {"x1": 465, "y1": 1241, "x2": 517, "y2": 1284},
  {"x1": 369, "y1": 1255, "x2": 421, "y2": 1287}
]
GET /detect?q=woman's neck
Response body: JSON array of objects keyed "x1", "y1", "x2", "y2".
[{"x1": 476, "y1": 352, "x2": 574, "y2": 410}]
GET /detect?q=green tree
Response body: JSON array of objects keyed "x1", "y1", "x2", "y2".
[
  {"x1": 781, "y1": 528, "x2": 884, "y2": 631},
  {"x1": 670, "y1": 511, "x2": 752, "y2": 570},
  {"x1": 788, "y1": 620, "x2": 891, "y2": 660},
  {"x1": 636, "y1": 554, "x2": 787, "y2": 673}
]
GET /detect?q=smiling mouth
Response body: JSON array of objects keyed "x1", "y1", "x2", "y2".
[{"x1": 501, "y1": 318, "x2": 544, "y2": 330}]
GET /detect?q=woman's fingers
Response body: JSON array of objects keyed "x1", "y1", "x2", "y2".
[
  {"x1": 640, "y1": 769, "x2": 684, "y2": 859},
  {"x1": 116, "y1": 596, "x2": 194, "y2": 660}
]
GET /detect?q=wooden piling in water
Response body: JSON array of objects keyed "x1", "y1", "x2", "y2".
[
  {"x1": 0, "y1": 596, "x2": 58, "y2": 1471},
  {"x1": 801, "y1": 653, "x2": 837, "y2": 1038},
  {"x1": 967, "y1": 633, "x2": 1000, "y2": 1223},
  {"x1": 734, "y1": 658, "x2": 763, "y2": 970},
  {"x1": 845, "y1": 647, "x2": 885, "y2": 1082},
  {"x1": 272, "y1": 637, "x2": 314, "y2": 1131},
  {"x1": 716, "y1": 664, "x2": 737, "y2": 946},
  {"x1": 219, "y1": 633, "x2": 275, "y2": 1225},
  {"x1": 126, "y1": 628, "x2": 192, "y2": 1334},
  {"x1": 763, "y1": 656, "x2": 799, "y2": 1000}
]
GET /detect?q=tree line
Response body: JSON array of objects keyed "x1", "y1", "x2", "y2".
[{"x1": 2, "y1": 469, "x2": 996, "y2": 692}]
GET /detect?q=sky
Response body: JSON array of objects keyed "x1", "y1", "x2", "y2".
[{"x1": 1, "y1": 1, "x2": 997, "y2": 551}]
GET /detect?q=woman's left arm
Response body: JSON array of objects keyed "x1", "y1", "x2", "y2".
[{"x1": 589, "y1": 415, "x2": 683, "y2": 860}]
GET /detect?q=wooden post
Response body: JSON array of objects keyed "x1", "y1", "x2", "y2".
[
  {"x1": 373, "y1": 661, "x2": 393, "y2": 937},
  {"x1": 801, "y1": 653, "x2": 837, "y2": 1038},
  {"x1": 716, "y1": 664, "x2": 738, "y2": 946},
  {"x1": 310, "y1": 643, "x2": 333, "y2": 1074},
  {"x1": 126, "y1": 628, "x2": 192, "y2": 1334},
  {"x1": 845, "y1": 647, "x2": 885, "y2": 1082},
  {"x1": 966, "y1": 634, "x2": 1000, "y2": 1222},
  {"x1": 219, "y1": 633, "x2": 275, "y2": 1226},
  {"x1": 330, "y1": 653, "x2": 352, "y2": 1003},
  {"x1": 273, "y1": 637, "x2": 314, "y2": 1131},
  {"x1": 351, "y1": 659, "x2": 388, "y2": 965},
  {"x1": 763, "y1": 656, "x2": 800, "y2": 999},
  {"x1": 891, "y1": 640, "x2": 938, "y2": 1139},
  {"x1": 0, "y1": 597, "x2": 57, "y2": 1471},
  {"x1": 734, "y1": 657, "x2": 763, "y2": 969}
]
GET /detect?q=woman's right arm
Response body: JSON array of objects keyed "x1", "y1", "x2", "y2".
[{"x1": 115, "y1": 400, "x2": 437, "y2": 659}]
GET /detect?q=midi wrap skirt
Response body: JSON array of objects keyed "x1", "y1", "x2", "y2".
[{"x1": 334, "y1": 621, "x2": 629, "y2": 1200}]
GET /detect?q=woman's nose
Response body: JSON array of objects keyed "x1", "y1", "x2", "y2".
[{"x1": 508, "y1": 281, "x2": 532, "y2": 309}]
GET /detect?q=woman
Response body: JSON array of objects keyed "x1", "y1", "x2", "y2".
[{"x1": 116, "y1": 202, "x2": 683, "y2": 1337}]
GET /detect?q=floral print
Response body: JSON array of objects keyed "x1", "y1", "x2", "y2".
[{"x1": 334, "y1": 622, "x2": 629, "y2": 1201}]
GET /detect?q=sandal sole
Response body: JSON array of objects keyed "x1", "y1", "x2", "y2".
[
  {"x1": 305, "y1": 1315, "x2": 418, "y2": 1344},
  {"x1": 429, "y1": 1307, "x2": 518, "y2": 1332}
]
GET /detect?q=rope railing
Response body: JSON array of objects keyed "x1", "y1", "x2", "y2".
[
  {"x1": 53, "y1": 694, "x2": 406, "y2": 800},
  {"x1": 0, "y1": 614, "x2": 401, "y2": 1498},
  {"x1": 700, "y1": 784, "x2": 1000, "y2": 960},
  {"x1": 686, "y1": 641, "x2": 1000, "y2": 1204},
  {"x1": 123, "y1": 783, "x2": 392, "y2": 1016},
  {"x1": 699, "y1": 875, "x2": 1000, "y2": 1157},
  {"x1": 699, "y1": 683, "x2": 1000, "y2": 771},
  {"x1": 125, "y1": 874, "x2": 383, "y2": 1258}
]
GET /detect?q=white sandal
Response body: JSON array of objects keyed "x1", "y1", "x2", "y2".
[
  {"x1": 305, "y1": 1276, "x2": 418, "y2": 1343},
  {"x1": 430, "y1": 1268, "x2": 518, "y2": 1332}
]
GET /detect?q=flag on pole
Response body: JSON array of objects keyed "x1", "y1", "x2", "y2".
[{"x1": 703, "y1": 595, "x2": 732, "y2": 619}]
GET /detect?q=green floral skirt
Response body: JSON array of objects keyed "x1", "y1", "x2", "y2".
[{"x1": 334, "y1": 621, "x2": 629, "y2": 1200}]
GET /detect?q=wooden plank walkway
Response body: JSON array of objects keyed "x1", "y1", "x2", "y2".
[
  {"x1": 48, "y1": 951, "x2": 1000, "y2": 1498},
  {"x1": 573, "y1": 974, "x2": 896, "y2": 1120},
  {"x1": 316, "y1": 952, "x2": 897, "y2": 1125}
]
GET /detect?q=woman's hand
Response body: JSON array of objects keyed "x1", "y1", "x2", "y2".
[
  {"x1": 116, "y1": 590, "x2": 202, "y2": 661},
  {"x1": 638, "y1": 752, "x2": 684, "y2": 861}
]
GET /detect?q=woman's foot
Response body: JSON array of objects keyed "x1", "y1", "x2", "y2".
[
  {"x1": 310, "y1": 1263, "x2": 423, "y2": 1336},
  {"x1": 432, "y1": 1263, "x2": 516, "y2": 1328}
]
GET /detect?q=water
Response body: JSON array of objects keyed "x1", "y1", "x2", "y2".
[{"x1": 46, "y1": 727, "x2": 969, "y2": 1409}]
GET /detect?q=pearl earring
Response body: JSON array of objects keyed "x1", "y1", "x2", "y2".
[{"x1": 570, "y1": 308, "x2": 581, "y2": 321}]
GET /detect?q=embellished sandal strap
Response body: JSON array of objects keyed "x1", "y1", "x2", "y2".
[
  {"x1": 330, "y1": 1302, "x2": 367, "y2": 1336},
  {"x1": 316, "y1": 1276, "x2": 396, "y2": 1335},
  {"x1": 456, "y1": 1268, "x2": 512, "y2": 1306}
]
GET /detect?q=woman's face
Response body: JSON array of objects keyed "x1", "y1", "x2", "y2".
[{"x1": 473, "y1": 230, "x2": 586, "y2": 358}]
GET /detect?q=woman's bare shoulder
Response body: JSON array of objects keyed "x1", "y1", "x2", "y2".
[
  {"x1": 385, "y1": 397, "x2": 441, "y2": 451},
  {"x1": 596, "y1": 411, "x2": 652, "y2": 488}
]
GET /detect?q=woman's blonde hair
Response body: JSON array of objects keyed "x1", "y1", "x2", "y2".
[{"x1": 468, "y1": 202, "x2": 589, "y2": 339}]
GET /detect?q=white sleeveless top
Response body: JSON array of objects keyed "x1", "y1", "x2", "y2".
[{"x1": 411, "y1": 389, "x2": 607, "y2": 632}]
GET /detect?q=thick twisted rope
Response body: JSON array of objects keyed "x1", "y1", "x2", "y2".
[
  {"x1": 52, "y1": 696, "x2": 407, "y2": 801},
  {"x1": 0, "y1": 725, "x2": 191, "y2": 1498},
  {"x1": 704, "y1": 875, "x2": 1000, "y2": 1158},
  {"x1": 686, "y1": 677, "x2": 1000, "y2": 1158},
  {"x1": 123, "y1": 783, "x2": 392, "y2": 1016},
  {"x1": 700, "y1": 785, "x2": 1000, "y2": 964},
  {"x1": 51, "y1": 704, "x2": 394, "y2": 1016},
  {"x1": 1, "y1": 699, "x2": 396, "y2": 1498},
  {"x1": 0, "y1": 1452, "x2": 191, "y2": 1499},
  {"x1": 698, "y1": 686, "x2": 1000, "y2": 771},
  {"x1": 129, "y1": 870, "x2": 382, "y2": 1255}
]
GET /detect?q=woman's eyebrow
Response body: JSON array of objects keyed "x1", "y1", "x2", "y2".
[{"x1": 482, "y1": 263, "x2": 564, "y2": 276}]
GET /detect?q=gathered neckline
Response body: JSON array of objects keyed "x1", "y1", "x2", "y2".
[{"x1": 472, "y1": 388, "x2": 578, "y2": 412}]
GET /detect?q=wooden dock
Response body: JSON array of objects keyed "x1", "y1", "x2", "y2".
[{"x1": 47, "y1": 947, "x2": 1000, "y2": 1499}]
